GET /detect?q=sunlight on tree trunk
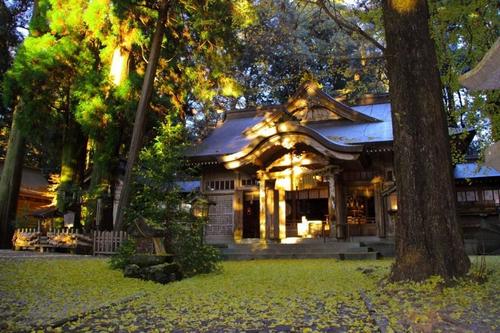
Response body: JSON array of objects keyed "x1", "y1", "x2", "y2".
[
  {"x1": 87, "y1": 46, "x2": 130, "y2": 230},
  {"x1": 382, "y1": 0, "x2": 470, "y2": 281},
  {"x1": 110, "y1": 47, "x2": 130, "y2": 86}
]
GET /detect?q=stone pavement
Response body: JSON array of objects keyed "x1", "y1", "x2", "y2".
[{"x1": 0, "y1": 249, "x2": 93, "y2": 259}]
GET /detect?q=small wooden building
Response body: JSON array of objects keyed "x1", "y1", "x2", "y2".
[
  {"x1": 0, "y1": 161, "x2": 53, "y2": 224},
  {"x1": 187, "y1": 82, "x2": 500, "y2": 247},
  {"x1": 455, "y1": 163, "x2": 500, "y2": 252}
]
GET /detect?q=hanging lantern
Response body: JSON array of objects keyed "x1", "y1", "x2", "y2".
[{"x1": 388, "y1": 192, "x2": 398, "y2": 213}]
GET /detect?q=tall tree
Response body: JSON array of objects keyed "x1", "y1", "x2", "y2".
[
  {"x1": 382, "y1": 0, "x2": 470, "y2": 281},
  {"x1": 115, "y1": 0, "x2": 252, "y2": 230},
  {"x1": 234, "y1": 0, "x2": 386, "y2": 106},
  {"x1": 0, "y1": 0, "x2": 36, "y2": 248},
  {"x1": 430, "y1": 0, "x2": 499, "y2": 144},
  {"x1": 114, "y1": 0, "x2": 170, "y2": 231},
  {"x1": 0, "y1": 106, "x2": 25, "y2": 248},
  {"x1": 0, "y1": 0, "x2": 31, "y2": 127},
  {"x1": 3, "y1": 0, "x2": 144, "y2": 233}
]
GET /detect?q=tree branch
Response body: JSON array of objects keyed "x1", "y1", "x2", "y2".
[{"x1": 315, "y1": 0, "x2": 386, "y2": 53}]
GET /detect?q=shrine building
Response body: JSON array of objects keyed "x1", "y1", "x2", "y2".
[{"x1": 187, "y1": 81, "x2": 500, "y2": 247}]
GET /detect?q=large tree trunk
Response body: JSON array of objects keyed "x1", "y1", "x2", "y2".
[
  {"x1": 0, "y1": 109, "x2": 25, "y2": 248},
  {"x1": 382, "y1": 0, "x2": 470, "y2": 281},
  {"x1": 87, "y1": 132, "x2": 121, "y2": 231},
  {"x1": 114, "y1": 0, "x2": 170, "y2": 231},
  {"x1": 57, "y1": 112, "x2": 87, "y2": 229}
]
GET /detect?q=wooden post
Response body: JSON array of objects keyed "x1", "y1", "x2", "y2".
[
  {"x1": 273, "y1": 190, "x2": 279, "y2": 239},
  {"x1": 373, "y1": 179, "x2": 385, "y2": 237},
  {"x1": 233, "y1": 190, "x2": 243, "y2": 242},
  {"x1": 327, "y1": 174, "x2": 336, "y2": 237},
  {"x1": 334, "y1": 173, "x2": 346, "y2": 239},
  {"x1": 266, "y1": 188, "x2": 275, "y2": 239},
  {"x1": 92, "y1": 230, "x2": 96, "y2": 256},
  {"x1": 278, "y1": 189, "x2": 286, "y2": 240},
  {"x1": 259, "y1": 177, "x2": 267, "y2": 241},
  {"x1": 96, "y1": 198, "x2": 102, "y2": 231}
]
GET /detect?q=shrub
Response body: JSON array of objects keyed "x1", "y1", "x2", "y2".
[
  {"x1": 169, "y1": 214, "x2": 221, "y2": 277},
  {"x1": 124, "y1": 123, "x2": 221, "y2": 278},
  {"x1": 109, "y1": 239, "x2": 136, "y2": 270}
]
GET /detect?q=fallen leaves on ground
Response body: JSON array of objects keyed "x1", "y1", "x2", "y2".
[{"x1": 0, "y1": 257, "x2": 499, "y2": 332}]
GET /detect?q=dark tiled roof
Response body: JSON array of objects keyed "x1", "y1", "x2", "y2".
[
  {"x1": 186, "y1": 113, "x2": 265, "y2": 158},
  {"x1": 175, "y1": 180, "x2": 201, "y2": 192},
  {"x1": 309, "y1": 104, "x2": 392, "y2": 144},
  {"x1": 186, "y1": 103, "x2": 393, "y2": 158},
  {"x1": 454, "y1": 163, "x2": 500, "y2": 179},
  {"x1": 0, "y1": 161, "x2": 49, "y2": 191}
]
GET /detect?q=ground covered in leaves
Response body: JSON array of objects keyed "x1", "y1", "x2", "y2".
[{"x1": 0, "y1": 256, "x2": 498, "y2": 332}]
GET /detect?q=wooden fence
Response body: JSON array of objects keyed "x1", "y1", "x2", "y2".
[
  {"x1": 92, "y1": 230, "x2": 128, "y2": 256},
  {"x1": 16, "y1": 228, "x2": 39, "y2": 233},
  {"x1": 13, "y1": 228, "x2": 92, "y2": 253}
]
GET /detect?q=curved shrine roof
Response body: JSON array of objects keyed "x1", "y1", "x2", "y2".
[{"x1": 186, "y1": 102, "x2": 393, "y2": 159}]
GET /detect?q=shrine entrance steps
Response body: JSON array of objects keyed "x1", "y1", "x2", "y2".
[{"x1": 219, "y1": 238, "x2": 380, "y2": 260}]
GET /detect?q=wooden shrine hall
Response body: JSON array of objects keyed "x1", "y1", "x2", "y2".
[{"x1": 187, "y1": 81, "x2": 500, "y2": 246}]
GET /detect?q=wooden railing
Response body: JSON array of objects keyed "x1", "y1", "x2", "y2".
[
  {"x1": 92, "y1": 230, "x2": 128, "y2": 256},
  {"x1": 457, "y1": 202, "x2": 499, "y2": 215},
  {"x1": 13, "y1": 228, "x2": 128, "y2": 255},
  {"x1": 13, "y1": 228, "x2": 92, "y2": 253}
]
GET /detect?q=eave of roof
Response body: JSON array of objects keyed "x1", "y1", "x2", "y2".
[
  {"x1": 454, "y1": 163, "x2": 500, "y2": 179},
  {"x1": 459, "y1": 37, "x2": 500, "y2": 90},
  {"x1": 186, "y1": 102, "x2": 393, "y2": 160},
  {"x1": 287, "y1": 82, "x2": 382, "y2": 123}
]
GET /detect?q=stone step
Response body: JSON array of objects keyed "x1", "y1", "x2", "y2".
[
  {"x1": 227, "y1": 242, "x2": 361, "y2": 250},
  {"x1": 221, "y1": 252, "x2": 379, "y2": 261},
  {"x1": 221, "y1": 247, "x2": 371, "y2": 255}
]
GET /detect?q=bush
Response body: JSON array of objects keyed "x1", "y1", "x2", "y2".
[
  {"x1": 109, "y1": 239, "x2": 136, "y2": 270},
  {"x1": 125, "y1": 123, "x2": 221, "y2": 277},
  {"x1": 170, "y1": 214, "x2": 221, "y2": 277}
]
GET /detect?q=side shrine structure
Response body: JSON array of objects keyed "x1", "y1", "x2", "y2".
[{"x1": 187, "y1": 82, "x2": 500, "y2": 249}]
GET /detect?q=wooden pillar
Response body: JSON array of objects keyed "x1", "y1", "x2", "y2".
[
  {"x1": 334, "y1": 174, "x2": 346, "y2": 239},
  {"x1": 373, "y1": 180, "x2": 385, "y2": 237},
  {"x1": 259, "y1": 177, "x2": 267, "y2": 241},
  {"x1": 327, "y1": 174, "x2": 336, "y2": 237},
  {"x1": 278, "y1": 189, "x2": 286, "y2": 240},
  {"x1": 273, "y1": 190, "x2": 279, "y2": 239},
  {"x1": 233, "y1": 189, "x2": 243, "y2": 242},
  {"x1": 266, "y1": 188, "x2": 275, "y2": 239}
]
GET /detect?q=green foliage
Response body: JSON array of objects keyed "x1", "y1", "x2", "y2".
[
  {"x1": 430, "y1": 0, "x2": 499, "y2": 145},
  {"x1": 109, "y1": 239, "x2": 137, "y2": 270},
  {"x1": 232, "y1": 0, "x2": 387, "y2": 106},
  {"x1": 127, "y1": 122, "x2": 187, "y2": 226},
  {"x1": 169, "y1": 213, "x2": 221, "y2": 277},
  {"x1": 127, "y1": 122, "x2": 220, "y2": 276},
  {"x1": 0, "y1": 0, "x2": 31, "y2": 127}
]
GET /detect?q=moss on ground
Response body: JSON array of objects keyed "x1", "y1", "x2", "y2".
[{"x1": 0, "y1": 257, "x2": 498, "y2": 332}]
